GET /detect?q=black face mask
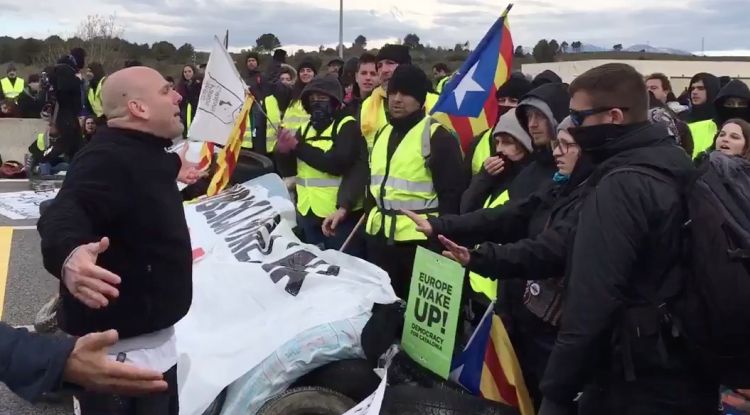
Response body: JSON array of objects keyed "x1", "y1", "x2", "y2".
[
  {"x1": 310, "y1": 100, "x2": 334, "y2": 131},
  {"x1": 569, "y1": 123, "x2": 633, "y2": 153},
  {"x1": 720, "y1": 107, "x2": 750, "y2": 122}
]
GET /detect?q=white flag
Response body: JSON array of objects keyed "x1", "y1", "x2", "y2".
[{"x1": 187, "y1": 36, "x2": 247, "y2": 145}]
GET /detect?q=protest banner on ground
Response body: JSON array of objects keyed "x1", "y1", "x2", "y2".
[
  {"x1": 401, "y1": 246, "x2": 464, "y2": 379},
  {"x1": 176, "y1": 174, "x2": 397, "y2": 415},
  {"x1": 0, "y1": 189, "x2": 57, "y2": 219},
  {"x1": 186, "y1": 36, "x2": 247, "y2": 145}
]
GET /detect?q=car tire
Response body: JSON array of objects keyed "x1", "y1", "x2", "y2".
[
  {"x1": 257, "y1": 386, "x2": 356, "y2": 415},
  {"x1": 381, "y1": 385, "x2": 520, "y2": 415},
  {"x1": 290, "y1": 359, "x2": 381, "y2": 402}
]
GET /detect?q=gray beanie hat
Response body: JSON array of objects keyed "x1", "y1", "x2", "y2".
[
  {"x1": 493, "y1": 108, "x2": 534, "y2": 153},
  {"x1": 556, "y1": 115, "x2": 575, "y2": 134}
]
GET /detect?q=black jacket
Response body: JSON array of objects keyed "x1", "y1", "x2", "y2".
[
  {"x1": 0, "y1": 323, "x2": 75, "y2": 402},
  {"x1": 459, "y1": 157, "x2": 530, "y2": 214},
  {"x1": 38, "y1": 127, "x2": 193, "y2": 339},
  {"x1": 682, "y1": 73, "x2": 721, "y2": 123},
  {"x1": 714, "y1": 79, "x2": 750, "y2": 126},
  {"x1": 540, "y1": 123, "x2": 697, "y2": 404},
  {"x1": 276, "y1": 112, "x2": 369, "y2": 213}
]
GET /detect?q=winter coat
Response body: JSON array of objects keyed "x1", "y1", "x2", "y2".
[{"x1": 540, "y1": 123, "x2": 698, "y2": 405}]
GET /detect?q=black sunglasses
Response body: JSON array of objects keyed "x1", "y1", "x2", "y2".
[{"x1": 569, "y1": 107, "x2": 629, "y2": 127}]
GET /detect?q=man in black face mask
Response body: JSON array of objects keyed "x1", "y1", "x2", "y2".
[
  {"x1": 363, "y1": 64, "x2": 467, "y2": 298},
  {"x1": 275, "y1": 75, "x2": 369, "y2": 257},
  {"x1": 538, "y1": 63, "x2": 716, "y2": 415},
  {"x1": 714, "y1": 79, "x2": 750, "y2": 126}
]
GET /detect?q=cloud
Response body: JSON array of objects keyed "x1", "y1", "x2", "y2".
[{"x1": 0, "y1": 0, "x2": 745, "y2": 54}]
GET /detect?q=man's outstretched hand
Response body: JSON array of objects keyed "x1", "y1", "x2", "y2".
[
  {"x1": 438, "y1": 235, "x2": 471, "y2": 266},
  {"x1": 177, "y1": 142, "x2": 207, "y2": 185},
  {"x1": 63, "y1": 237, "x2": 121, "y2": 309},
  {"x1": 64, "y1": 330, "x2": 168, "y2": 396}
]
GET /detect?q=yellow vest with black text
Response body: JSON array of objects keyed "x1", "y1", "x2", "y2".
[
  {"x1": 87, "y1": 77, "x2": 106, "y2": 118},
  {"x1": 689, "y1": 119, "x2": 718, "y2": 159},
  {"x1": 468, "y1": 190, "x2": 510, "y2": 301},
  {"x1": 0, "y1": 77, "x2": 24, "y2": 100},
  {"x1": 282, "y1": 100, "x2": 310, "y2": 135},
  {"x1": 471, "y1": 129, "x2": 494, "y2": 176},
  {"x1": 361, "y1": 92, "x2": 440, "y2": 153},
  {"x1": 296, "y1": 116, "x2": 357, "y2": 218},
  {"x1": 366, "y1": 117, "x2": 441, "y2": 242}
]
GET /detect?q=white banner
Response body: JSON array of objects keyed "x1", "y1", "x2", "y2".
[
  {"x1": 0, "y1": 189, "x2": 58, "y2": 219},
  {"x1": 187, "y1": 36, "x2": 247, "y2": 145},
  {"x1": 343, "y1": 370, "x2": 388, "y2": 415},
  {"x1": 176, "y1": 174, "x2": 397, "y2": 415}
]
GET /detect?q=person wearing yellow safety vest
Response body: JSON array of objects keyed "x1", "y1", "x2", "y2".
[
  {"x1": 84, "y1": 62, "x2": 107, "y2": 121},
  {"x1": 681, "y1": 72, "x2": 721, "y2": 158},
  {"x1": 364, "y1": 64, "x2": 467, "y2": 299},
  {"x1": 247, "y1": 65, "x2": 297, "y2": 155},
  {"x1": 28, "y1": 123, "x2": 71, "y2": 174},
  {"x1": 465, "y1": 73, "x2": 532, "y2": 176},
  {"x1": 281, "y1": 59, "x2": 318, "y2": 136},
  {"x1": 275, "y1": 75, "x2": 369, "y2": 255},
  {"x1": 406, "y1": 117, "x2": 594, "y2": 408},
  {"x1": 457, "y1": 109, "x2": 534, "y2": 308},
  {"x1": 176, "y1": 65, "x2": 202, "y2": 137},
  {"x1": 360, "y1": 45, "x2": 439, "y2": 152},
  {"x1": 432, "y1": 62, "x2": 449, "y2": 93},
  {"x1": 0, "y1": 64, "x2": 24, "y2": 102}
]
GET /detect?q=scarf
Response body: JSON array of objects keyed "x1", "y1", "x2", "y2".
[{"x1": 361, "y1": 86, "x2": 387, "y2": 138}]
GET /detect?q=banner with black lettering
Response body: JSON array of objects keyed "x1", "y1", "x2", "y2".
[{"x1": 175, "y1": 174, "x2": 397, "y2": 415}]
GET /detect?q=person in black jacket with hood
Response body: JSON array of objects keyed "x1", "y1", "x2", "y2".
[
  {"x1": 538, "y1": 63, "x2": 717, "y2": 415},
  {"x1": 682, "y1": 72, "x2": 721, "y2": 156},
  {"x1": 714, "y1": 79, "x2": 750, "y2": 126}
]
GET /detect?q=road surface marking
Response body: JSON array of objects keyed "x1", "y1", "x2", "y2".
[
  {"x1": 0, "y1": 227, "x2": 13, "y2": 319},
  {"x1": 10, "y1": 226, "x2": 36, "y2": 230}
]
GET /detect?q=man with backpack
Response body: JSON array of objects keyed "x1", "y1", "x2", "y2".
[{"x1": 538, "y1": 63, "x2": 719, "y2": 415}]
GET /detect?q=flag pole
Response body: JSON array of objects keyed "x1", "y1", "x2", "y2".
[{"x1": 245, "y1": 88, "x2": 282, "y2": 133}]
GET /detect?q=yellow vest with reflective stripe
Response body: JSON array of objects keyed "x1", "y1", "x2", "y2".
[
  {"x1": 467, "y1": 189, "x2": 510, "y2": 301},
  {"x1": 282, "y1": 100, "x2": 309, "y2": 135},
  {"x1": 367, "y1": 117, "x2": 440, "y2": 242},
  {"x1": 361, "y1": 92, "x2": 440, "y2": 153},
  {"x1": 471, "y1": 129, "x2": 493, "y2": 176},
  {"x1": 87, "y1": 77, "x2": 105, "y2": 117},
  {"x1": 296, "y1": 116, "x2": 356, "y2": 218},
  {"x1": 689, "y1": 119, "x2": 718, "y2": 159},
  {"x1": 1, "y1": 77, "x2": 24, "y2": 99},
  {"x1": 36, "y1": 133, "x2": 47, "y2": 151}
]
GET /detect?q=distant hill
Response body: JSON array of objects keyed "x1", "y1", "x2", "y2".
[{"x1": 626, "y1": 44, "x2": 692, "y2": 55}]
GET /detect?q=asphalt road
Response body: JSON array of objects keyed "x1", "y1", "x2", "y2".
[{"x1": 0, "y1": 180, "x2": 71, "y2": 415}]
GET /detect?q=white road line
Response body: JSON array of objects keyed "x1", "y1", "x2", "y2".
[{"x1": 10, "y1": 225, "x2": 36, "y2": 230}]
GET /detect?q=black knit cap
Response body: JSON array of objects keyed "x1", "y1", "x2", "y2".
[
  {"x1": 246, "y1": 52, "x2": 260, "y2": 63},
  {"x1": 496, "y1": 73, "x2": 532, "y2": 100},
  {"x1": 297, "y1": 58, "x2": 319, "y2": 75},
  {"x1": 377, "y1": 44, "x2": 411, "y2": 65},
  {"x1": 301, "y1": 75, "x2": 343, "y2": 113},
  {"x1": 388, "y1": 64, "x2": 429, "y2": 106},
  {"x1": 70, "y1": 47, "x2": 86, "y2": 70}
]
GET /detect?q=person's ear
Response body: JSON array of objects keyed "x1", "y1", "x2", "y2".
[
  {"x1": 610, "y1": 108, "x2": 626, "y2": 125},
  {"x1": 127, "y1": 100, "x2": 149, "y2": 120}
]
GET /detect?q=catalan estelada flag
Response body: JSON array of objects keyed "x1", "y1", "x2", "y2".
[
  {"x1": 206, "y1": 96, "x2": 255, "y2": 196},
  {"x1": 431, "y1": 4, "x2": 514, "y2": 152},
  {"x1": 450, "y1": 302, "x2": 534, "y2": 415},
  {"x1": 197, "y1": 142, "x2": 215, "y2": 172}
]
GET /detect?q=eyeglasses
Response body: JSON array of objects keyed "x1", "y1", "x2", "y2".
[
  {"x1": 569, "y1": 107, "x2": 629, "y2": 127},
  {"x1": 550, "y1": 139, "x2": 579, "y2": 154}
]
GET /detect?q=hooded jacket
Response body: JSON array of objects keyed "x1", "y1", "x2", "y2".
[
  {"x1": 460, "y1": 109, "x2": 534, "y2": 213},
  {"x1": 683, "y1": 73, "x2": 721, "y2": 123},
  {"x1": 714, "y1": 79, "x2": 750, "y2": 126},
  {"x1": 532, "y1": 70, "x2": 563, "y2": 88},
  {"x1": 540, "y1": 122, "x2": 699, "y2": 406}
]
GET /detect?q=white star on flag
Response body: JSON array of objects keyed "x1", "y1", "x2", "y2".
[{"x1": 452, "y1": 62, "x2": 485, "y2": 109}]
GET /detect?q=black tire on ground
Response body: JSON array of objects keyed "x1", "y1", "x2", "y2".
[
  {"x1": 388, "y1": 351, "x2": 466, "y2": 393},
  {"x1": 381, "y1": 385, "x2": 521, "y2": 415},
  {"x1": 257, "y1": 386, "x2": 356, "y2": 415},
  {"x1": 290, "y1": 359, "x2": 381, "y2": 402},
  {"x1": 201, "y1": 388, "x2": 227, "y2": 415}
]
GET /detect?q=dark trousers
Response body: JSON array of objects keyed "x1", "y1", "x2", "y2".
[
  {"x1": 366, "y1": 236, "x2": 422, "y2": 299},
  {"x1": 299, "y1": 212, "x2": 365, "y2": 258},
  {"x1": 76, "y1": 365, "x2": 179, "y2": 415}
]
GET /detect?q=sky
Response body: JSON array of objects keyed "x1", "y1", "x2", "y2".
[{"x1": 0, "y1": 0, "x2": 748, "y2": 56}]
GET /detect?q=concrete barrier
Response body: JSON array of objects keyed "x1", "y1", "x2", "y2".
[{"x1": 0, "y1": 118, "x2": 47, "y2": 163}]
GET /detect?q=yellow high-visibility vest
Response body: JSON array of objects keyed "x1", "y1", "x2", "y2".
[
  {"x1": 689, "y1": 119, "x2": 718, "y2": 159},
  {"x1": 467, "y1": 189, "x2": 510, "y2": 301},
  {"x1": 36, "y1": 133, "x2": 47, "y2": 151},
  {"x1": 0, "y1": 77, "x2": 24, "y2": 100},
  {"x1": 296, "y1": 116, "x2": 357, "y2": 218},
  {"x1": 242, "y1": 96, "x2": 282, "y2": 153},
  {"x1": 471, "y1": 129, "x2": 494, "y2": 176},
  {"x1": 87, "y1": 77, "x2": 106, "y2": 118},
  {"x1": 366, "y1": 117, "x2": 441, "y2": 242},
  {"x1": 282, "y1": 100, "x2": 310, "y2": 136},
  {"x1": 361, "y1": 91, "x2": 440, "y2": 153},
  {"x1": 436, "y1": 76, "x2": 449, "y2": 94},
  {"x1": 186, "y1": 103, "x2": 194, "y2": 130}
]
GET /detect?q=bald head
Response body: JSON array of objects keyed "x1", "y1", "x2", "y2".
[{"x1": 102, "y1": 66, "x2": 185, "y2": 139}]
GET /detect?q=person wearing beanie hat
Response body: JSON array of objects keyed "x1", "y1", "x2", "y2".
[
  {"x1": 366, "y1": 64, "x2": 467, "y2": 298},
  {"x1": 280, "y1": 58, "x2": 319, "y2": 136},
  {"x1": 408, "y1": 113, "x2": 595, "y2": 410},
  {"x1": 465, "y1": 74, "x2": 534, "y2": 177},
  {"x1": 275, "y1": 75, "x2": 368, "y2": 256},
  {"x1": 0, "y1": 63, "x2": 24, "y2": 101},
  {"x1": 361, "y1": 45, "x2": 438, "y2": 151},
  {"x1": 327, "y1": 58, "x2": 344, "y2": 77}
]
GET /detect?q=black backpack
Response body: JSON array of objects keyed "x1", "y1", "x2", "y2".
[{"x1": 614, "y1": 153, "x2": 750, "y2": 387}]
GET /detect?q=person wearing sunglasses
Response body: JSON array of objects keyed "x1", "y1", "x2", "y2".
[
  {"x1": 403, "y1": 116, "x2": 595, "y2": 409},
  {"x1": 538, "y1": 63, "x2": 714, "y2": 415}
]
